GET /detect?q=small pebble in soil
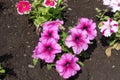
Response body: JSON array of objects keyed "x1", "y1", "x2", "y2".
[
  {"x1": 68, "y1": 8, "x2": 72, "y2": 11},
  {"x1": 72, "y1": 21, "x2": 74, "y2": 24},
  {"x1": 26, "y1": 41, "x2": 29, "y2": 44},
  {"x1": 14, "y1": 25, "x2": 17, "y2": 28},
  {"x1": 89, "y1": 58, "x2": 92, "y2": 61},
  {"x1": 28, "y1": 64, "x2": 35, "y2": 68},
  {"x1": 23, "y1": 54, "x2": 27, "y2": 57},
  {"x1": 27, "y1": 32, "x2": 30, "y2": 35},
  {"x1": 9, "y1": 46, "x2": 13, "y2": 49},
  {"x1": 115, "y1": 53, "x2": 119, "y2": 56},
  {"x1": 11, "y1": 5, "x2": 14, "y2": 8},
  {"x1": 14, "y1": 33, "x2": 17, "y2": 36},
  {"x1": 8, "y1": 25, "x2": 10, "y2": 28},
  {"x1": 97, "y1": 40, "x2": 100, "y2": 44},
  {"x1": 27, "y1": 45, "x2": 31, "y2": 48},
  {"x1": 112, "y1": 65, "x2": 115, "y2": 68}
]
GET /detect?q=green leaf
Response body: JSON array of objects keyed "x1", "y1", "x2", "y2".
[
  {"x1": 62, "y1": 32, "x2": 67, "y2": 37},
  {"x1": 0, "y1": 69, "x2": 5, "y2": 74},
  {"x1": 44, "y1": 13, "x2": 52, "y2": 19},
  {"x1": 118, "y1": 20, "x2": 120, "y2": 24},
  {"x1": 0, "y1": 64, "x2": 5, "y2": 74},
  {"x1": 38, "y1": 7, "x2": 49, "y2": 15},
  {"x1": 30, "y1": 0, "x2": 65, "y2": 27},
  {"x1": 0, "y1": 64, "x2": 2, "y2": 69},
  {"x1": 78, "y1": 61, "x2": 84, "y2": 67},
  {"x1": 116, "y1": 32, "x2": 120, "y2": 38},
  {"x1": 114, "y1": 12, "x2": 120, "y2": 18},
  {"x1": 109, "y1": 39, "x2": 117, "y2": 46},
  {"x1": 57, "y1": 0, "x2": 63, "y2": 6},
  {"x1": 33, "y1": 59, "x2": 38, "y2": 65},
  {"x1": 90, "y1": 41, "x2": 93, "y2": 44},
  {"x1": 98, "y1": 22, "x2": 103, "y2": 28},
  {"x1": 47, "y1": 64, "x2": 55, "y2": 70},
  {"x1": 103, "y1": 16, "x2": 109, "y2": 20},
  {"x1": 81, "y1": 52, "x2": 90, "y2": 58},
  {"x1": 34, "y1": 17, "x2": 47, "y2": 27},
  {"x1": 32, "y1": 0, "x2": 41, "y2": 8},
  {"x1": 68, "y1": 26, "x2": 72, "y2": 30},
  {"x1": 95, "y1": 8, "x2": 101, "y2": 13},
  {"x1": 117, "y1": 26, "x2": 120, "y2": 33}
]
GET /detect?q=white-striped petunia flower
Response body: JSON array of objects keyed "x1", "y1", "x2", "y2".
[{"x1": 99, "y1": 19, "x2": 118, "y2": 37}]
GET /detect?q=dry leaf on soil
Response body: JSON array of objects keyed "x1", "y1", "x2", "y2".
[
  {"x1": 105, "y1": 47, "x2": 112, "y2": 57},
  {"x1": 115, "y1": 43, "x2": 120, "y2": 50}
]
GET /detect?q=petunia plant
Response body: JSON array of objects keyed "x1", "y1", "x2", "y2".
[
  {"x1": 0, "y1": 63, "x2": 5, "y2": 79},
  {"x1": 15, "y1": 0, "x2": 97, "y2": 79},
  {"x1": 16, "y1": 0, "x2": 66, "y2": 31},
  {"x1": 33, "y1": 18, "x2": 97, "y2": 79},
  {"x1": 96, "y1": 0, "x2": 120, "y2": 57},
  {"x1": 30, "y1": 0, "x2": 66, "y2": 28},
  {"x1": 16, "y1": 0, "x2": 31, "y2": 15}
]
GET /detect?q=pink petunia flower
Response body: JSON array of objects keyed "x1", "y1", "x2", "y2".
[
  {"x1": 39, "y1": 28, "x2": 59, "y2": 42},
  {"x1": 44, "y1": 0, "x2": 57, "y2": 8},
  {"x1": 109, "y1": 0, "x2": 120, "y2": 12},
  {"x1": 16, "y1": 0, "x2": 31, "y2": 15},
  {"x1": 102, "y1": 0, "x2": 120, "y2": 12},
  {"x1": 56, "y1": 53, "x2": 80, "y2": 79},
  {"x1": 33, "y1": 39, "x2": 61, "y2": 63},
  {"x1": 76, "y1": 18, "x2": 97, "y2": 40},
  {"x1": 42, "y1": 19, "x2": 64, "y2": 31},
  {"x1": 99, "y1": 18, "x2": 118, "y2": 37},
  {"x1": 103, "y1": 0, "x2": 111, "y2": 5},
  {"x1": 65, "y1": 28, "x2": 90, "y2": 54}
]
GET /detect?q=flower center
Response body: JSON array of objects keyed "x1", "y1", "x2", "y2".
[
  {"x1": 48, "y1": 33, "x2": 52, "y2": 37},
  {"x1": 118, "y1": 3, "x2": 120, "y2": 6},
  {"x1": 82, "y1": 26, "x2": 88, "y2": 30},
  {"x1": 75, "y1": 36, "x2": 79, "y2": 42},
  {"x1": 65, "y1": 62, "x2": 70, "y2": 67},
  {"x1": 50, "y1": 0, "x2": 54, "y2": 2},
  {"x1": 46, "y1": 46, "x2": 52, "y2": 51},
  {"x1": 22, "y1": 4, "x2": 26, "y2": 8},
  {"x1": 108, "y1": 24, "x2": 112, "y2": 29}
]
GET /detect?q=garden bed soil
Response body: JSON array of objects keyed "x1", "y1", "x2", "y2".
[{"x1": 0, "y1": 0, "x2": 120, "y2": 80}]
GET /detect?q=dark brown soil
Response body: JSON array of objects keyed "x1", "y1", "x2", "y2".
[{"x1": 0, "y1": 0, "x2": 120, "y2": 80}]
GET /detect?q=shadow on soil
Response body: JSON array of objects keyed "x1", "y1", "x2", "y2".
[
  {"x1": 100, "y1": 36, "x2": 109, "y2": 46},
  {"x1": 67, "y1": 39, "x2": 97, "y2": 80},
  {"x1": 0, "y1": 2, "x2": 5, "y2": 15},
  {"x1": 67, "y1": 70, "x2": 82, "y2": 80},
  {"x1": 79, "y1": 39, "x2": 97, "y2": 62},
  {"x1": 104, "y1": 11, "x2": 114, "y2": 18},
  {"x1": 0, "y1": 54, "x2": 16, "y2": 79}
]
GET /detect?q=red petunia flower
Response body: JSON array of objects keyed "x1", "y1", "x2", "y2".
[
  {"x1": 16, "y1": 0, "x2": 31, "y2": 15},
  {"x1": 44, "y1": 0, "x2": 57, "y2": 8}
]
